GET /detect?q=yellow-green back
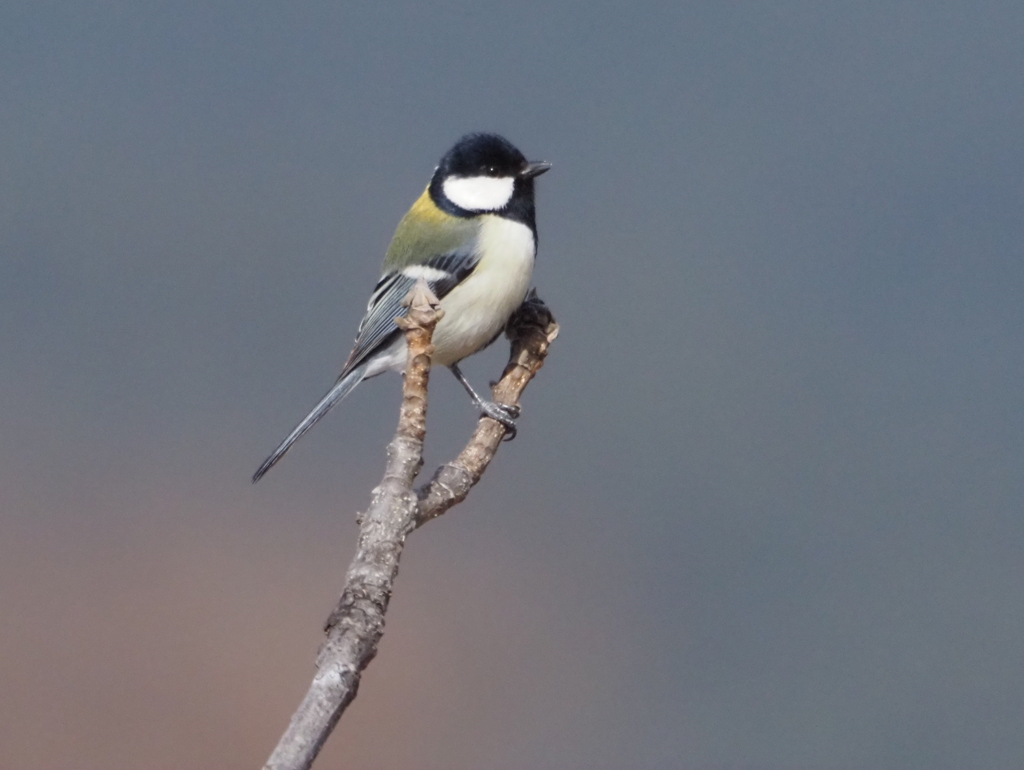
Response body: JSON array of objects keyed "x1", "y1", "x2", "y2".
[{"x1": 382, "y1": 188, "x2": 479, "y2": 271}]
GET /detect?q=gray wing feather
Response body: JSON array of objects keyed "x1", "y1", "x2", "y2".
[{"x1": 342, "y1": 250, "x2": 480, "y2": 372}]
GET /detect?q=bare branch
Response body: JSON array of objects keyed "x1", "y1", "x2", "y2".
[
  {"x1": 415, "y1": 290, "x2": 559, "y2": 526},
  {"x1": 263, "y1": 279, "x2": 441, "y2": 770},
  {"x1": 262, "y1": 288, "x2": 557, "y2": 770}
]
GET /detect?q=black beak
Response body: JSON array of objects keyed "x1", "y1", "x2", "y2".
[{"x1": 520, "y1": 161, "x2": 552, "y2": 179}]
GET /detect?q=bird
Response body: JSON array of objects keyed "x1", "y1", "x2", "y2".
[{"x1": 252, "y1": 133, "x2": 551, "y2": 483}]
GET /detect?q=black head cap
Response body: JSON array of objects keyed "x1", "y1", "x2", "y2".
[{"x1": 437, "y1": 133, "x2": 529, "y2": 179}]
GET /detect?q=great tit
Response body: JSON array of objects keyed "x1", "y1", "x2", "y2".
[{"x1": 253, "y1": 133, "x2": 551, "y2": 482}]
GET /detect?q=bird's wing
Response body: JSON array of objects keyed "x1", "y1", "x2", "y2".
[{"x1": 342, "y1": 250, "x2": 480, "y2": 373}]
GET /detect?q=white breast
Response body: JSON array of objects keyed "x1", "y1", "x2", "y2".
[{"x1": 431, "y1": 215, "x2": 536, "y2": 366}]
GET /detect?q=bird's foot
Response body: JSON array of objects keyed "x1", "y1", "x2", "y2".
[{"x1": 476, "y1": 399, "x2": 520, "y2": 440}]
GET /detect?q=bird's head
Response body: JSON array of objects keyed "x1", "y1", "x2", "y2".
[{"x1": 431, "y1": 133, "x2": 551, "y2": 215}]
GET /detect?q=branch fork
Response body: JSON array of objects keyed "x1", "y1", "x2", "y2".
[{"x1": 263, "y1": 283, "x2": 558, "y2": 770}]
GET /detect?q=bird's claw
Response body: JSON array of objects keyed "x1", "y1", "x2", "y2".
[{"x1": 478, "y1": 400, "x2": 520, "y2": 440}]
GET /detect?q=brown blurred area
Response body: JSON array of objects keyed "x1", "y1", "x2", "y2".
[{"x1": 0, "y1": 482, "x2": 617, "y2": 770}]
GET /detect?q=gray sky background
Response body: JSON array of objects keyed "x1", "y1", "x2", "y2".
[{"x1": 3, "y1": 2, "x2": 1023, "y2": 768}]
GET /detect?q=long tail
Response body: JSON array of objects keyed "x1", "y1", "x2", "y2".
[{"x1": 252, "y1": 363, "x2": 369, "y2": 483}]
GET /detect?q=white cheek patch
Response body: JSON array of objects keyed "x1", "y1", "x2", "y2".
[{"x1": 442, "y1": 175, "x2": 515, "y2": 212}]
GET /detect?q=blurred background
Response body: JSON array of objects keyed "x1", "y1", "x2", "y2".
[{"x1": 3, "y1": 2, "x2": 1023, "y2": 768}]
